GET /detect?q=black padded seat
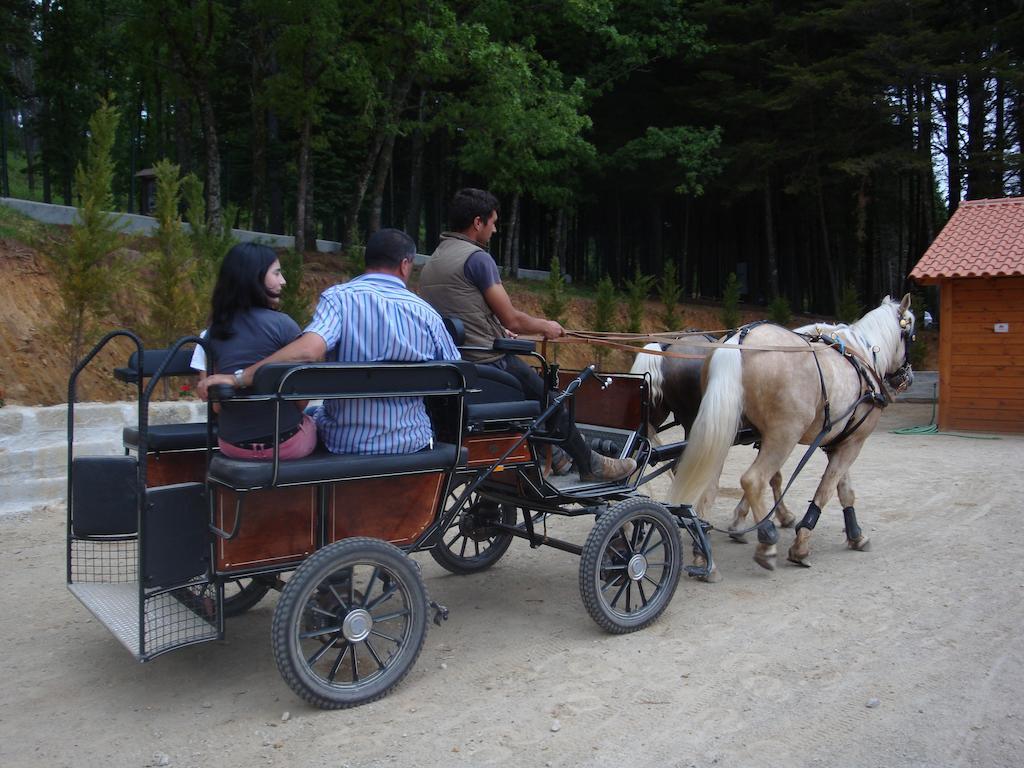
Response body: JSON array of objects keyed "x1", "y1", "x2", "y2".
[
  {"x1": 464, "y1": 364, "x2": 540, "y2": 425},
  {"x1": 207, "y1": 443, "x2": 467, "y2": 490},
  {"x1": 123, "y1": 422, "x2": 216, "y2": 452}
]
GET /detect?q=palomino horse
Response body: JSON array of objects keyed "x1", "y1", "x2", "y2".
[
  {"x1": 630, "y1": 336, "x2": 794, "y2": 534},
  {"x1": 668, "y1": 295, "x2": 915, "y2": 571}
]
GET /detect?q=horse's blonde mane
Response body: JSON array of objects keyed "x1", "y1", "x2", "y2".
[{"x1": 849, "y1": 296, "x2": 912, "y2": 374}]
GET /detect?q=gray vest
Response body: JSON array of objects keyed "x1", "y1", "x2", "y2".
[{"x1": 420, "y1": 234, "x2": 504, "y2": 363}]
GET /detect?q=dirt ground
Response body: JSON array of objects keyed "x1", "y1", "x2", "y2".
[{"x1": 1, "y1": 403, "x2": 1021, "y2": 768}]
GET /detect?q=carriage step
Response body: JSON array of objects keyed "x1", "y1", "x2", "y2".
[{"x1": 68, "y1": 581, "x2": 218, "y2": 660}]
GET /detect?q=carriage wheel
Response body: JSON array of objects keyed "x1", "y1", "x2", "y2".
[
  {"x1": 222, "y1": 577, "x2": 273, "y2": 618},
  {"x1": 429, "y1": 484, "x2": 516, "y2": 575},
  {"x1": 272, "y1": 538, "x2": 428, "y2": 709},
  {"x1": 579, "y1": 497, "x2": 682, "y2": 634}
]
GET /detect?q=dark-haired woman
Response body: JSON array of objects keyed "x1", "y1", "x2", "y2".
[{"x1": 194, "y1": 242, "x2": 317, "y2": 460}]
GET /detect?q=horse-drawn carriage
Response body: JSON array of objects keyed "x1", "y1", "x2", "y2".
[
  {"x1": 66, "y1": 328, "x2": 719, "y2": 709},
  {"x1": 65, "y1": 297, "x2": 915, "y2": 709}
]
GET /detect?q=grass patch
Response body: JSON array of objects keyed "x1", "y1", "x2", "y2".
[{"x1": 0, "y1": 204, "x2": 52, "y2": 244}]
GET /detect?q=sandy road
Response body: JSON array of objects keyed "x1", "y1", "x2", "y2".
[{"x1": 1, "y1": 403, "x2": 1022, "y2": 768}]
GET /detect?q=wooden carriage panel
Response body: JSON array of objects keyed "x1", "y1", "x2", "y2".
[
  {"x1": 939, "y1": 276, "x2": 1024, "y2": 433},
  {"x1": 328, "y1": 472, "x2": 444, "y2": 547},
  {"x1": 464, "y1": 433, "x2": 532, "y2": 467},
  {"x1": 145, "y1": 450, "x2": 207, "y2": 487},
  {"x1": 216, "y1": 486, "x2": 316, "y2": 571},
  {"x1": 557, "y1": 371, "x2": 647, "y2": 430}
]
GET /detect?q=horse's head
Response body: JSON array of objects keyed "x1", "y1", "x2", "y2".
[{"x1": 887, "y1": 293, "x2": 915, "y2": 393}]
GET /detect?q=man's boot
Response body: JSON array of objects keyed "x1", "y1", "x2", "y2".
[{"x1": 579, "y1": 451, "x2": 637, "y2": 482}]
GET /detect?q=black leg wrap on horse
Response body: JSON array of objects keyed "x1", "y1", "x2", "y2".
[
  {"x1": 843, "y1": 506, "x2": 862, "y2": 540},
  {"x1": 795, "y1": 502, "x2": 822, "y2": 533},
  {"x1": 756, "y1": 519, "x2": 779, "y2": 545}
]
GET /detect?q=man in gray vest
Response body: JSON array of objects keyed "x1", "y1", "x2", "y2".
[{"x1": 420, "y1": 188, "x2": 636, "y2": 483}]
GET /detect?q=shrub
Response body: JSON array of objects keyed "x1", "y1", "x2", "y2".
[
  {"x1": 623, "y1": 265, "x2": 655, "y2": 334},
  {"x1": 542, "y1": 256, "x2": 569, "y2": 326},
  {"x1": 768, "y1": 294, "x2": 792, "y2": 326},
  {"x1": 659, "y1": 260, "x2": 683, "y2": 330},
  {"x1": 183, "y1": 173, "x2": 235, "y2": 320},
  {"x1": 144, "y1": 159, "x2": 199, "y2": 346},
  {"x1": 49, "y1": 98, "x2": 131, "y2": 371},
  {"x1": 836, "y1": 282, "x2": 861, "y2": 323},
  {"x1": 720, "y1": 272, "x2": 741, "y2": 330}
]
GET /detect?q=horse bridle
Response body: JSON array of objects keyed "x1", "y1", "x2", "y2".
[{"x1": 885, "y1": 311, "x2": 915, "y2": 394}]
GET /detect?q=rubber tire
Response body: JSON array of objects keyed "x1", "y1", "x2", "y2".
[
  {"x1": 222, "y1": 577, "x2": 273, "y2": 618},
  {"x1": 579, "y1": 497, "x2": 682, "y2": 634},
  {"x1": 271, "y1": 538, "x2": 428, "y2": 709},
  {"x1": 429, "y1": 487, "x2": 516, "y2": 575}
]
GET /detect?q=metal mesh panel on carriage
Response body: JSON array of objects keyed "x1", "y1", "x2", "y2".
[{"x1": 67, "y1": 469, "x2": 219, "y2": 660}]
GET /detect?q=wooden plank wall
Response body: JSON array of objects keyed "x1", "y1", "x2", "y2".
[{"x1": 938, "y1": 276, "x2": 1024, "y2": 432}]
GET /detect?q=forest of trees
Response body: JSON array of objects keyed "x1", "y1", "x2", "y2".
[{"x1": 1, "y1": 0, "x2": 1023, "y2": 315}]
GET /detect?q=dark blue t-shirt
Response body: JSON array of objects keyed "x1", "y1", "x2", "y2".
[{"x1": 206, "y1": 308, "x2": 303, "y2": 443}]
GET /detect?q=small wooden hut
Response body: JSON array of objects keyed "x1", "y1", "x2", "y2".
[{"x1": 910, "y1": 197, "x2": 1024, "y2": 433}]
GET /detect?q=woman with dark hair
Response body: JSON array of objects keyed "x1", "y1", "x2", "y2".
[{"x1": 195, "y1": 242, "x2": 317, "y2": 460}]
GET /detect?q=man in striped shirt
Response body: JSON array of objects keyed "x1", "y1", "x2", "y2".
[{"x1": 199, "y1": 228, "x2": 459, "y2": 454}]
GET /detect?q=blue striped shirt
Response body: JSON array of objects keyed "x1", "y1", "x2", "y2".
[{"x1": 305, "y1": 273, "x2": 460, "y2": 454}]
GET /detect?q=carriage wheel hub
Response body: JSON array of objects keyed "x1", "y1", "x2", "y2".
[
  {"x1": 342, "y1": 608, "x2": 373, "y2": 642},
  {"x1": 627, "y1": 554, "x2": 648, "y2": 581}
]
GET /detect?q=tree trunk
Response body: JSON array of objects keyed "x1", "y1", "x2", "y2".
[
  {"x1": 992, "y1": 75, "x2": 1005, "y2": 196},
  {"x1": 304, "y1": 148, "x2": 316, "y2": 248},
  {"x1": 763, "y1": 175, "x2": 779, "y2": 298},
  {"x1": 194, "y1": 85, "x2": 221, "y2": 230},
  {"x1": 945, "y1": 77, "x2": 962, "y2": 215},
  {"x1": 965, "y1": 69, "x2": 988, "y2": 200},
  {"x1": 267, "y1": 110, "x2": 284, "y2": 234},
  {"x1": 508, "y1": 193, "x2": 521, "y2": 277},
  {"x1": 368, "y1": 128, "x2": 397, "y2": 234},
  {"x1": 295, "y1": 114, "x2": 311, "y2": 255},
  {"x1": 404, "y1": 90, "x2": 427, "y2": 242},
  {"x1": 174, "y1": 96, "x2": 192, "y2": 176},
  {"x1": 917, "y1": 79, "x2": 936, "y2": 244},
  {"x1": 816, "y1": 183, "x2": 839, "y2": 313}
]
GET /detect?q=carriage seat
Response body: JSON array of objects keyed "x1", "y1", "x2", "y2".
[
  {"x1": 115, "y1": 346, "x2": 215, "y2": 453},
  {"x1": 441, "y1": 316, "x2": 541, "y2": 427},
  {"x1": 207, "y1": 443, "x2": 466, "y2": 491},
  {"x1": 123, "y1": 422, "x2": 216, "y2": 453}
]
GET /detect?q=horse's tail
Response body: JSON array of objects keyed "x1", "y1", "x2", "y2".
[{"x1": 668, "y1": 340, "x2": 744, "y2": 507}]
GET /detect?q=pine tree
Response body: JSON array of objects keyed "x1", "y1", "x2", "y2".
[
  {"x1": 50, "y1": 98, "x2": 128, "y2": 370},
  {"x1": 591, "y1": 274, "x2": 617, "y2": 367},
  {"x1": 659, "y1": 260, "x2": 683, "y2": 330},
  {"x1": 720, "y1": 272, "x2": 741, "y2": 330},
  {"x1": 624, "y1": 266, "x2": 654, "y2": 334}
]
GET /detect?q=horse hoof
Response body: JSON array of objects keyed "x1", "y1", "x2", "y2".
[
  {"x1": 728, "y1": 530, "x2": 748, "y2": 544},
  {"x1": 703, "y1": 567, "x2": 723, "y2": 583},
  {"x1": 754, "y1": 552, "x2": 776, "y2": 571},
  {"x1": 787, "y1": 554, "x2": 811, "y2": 568},
  {"x1": 848, "y1": 536, "x2": 871, "y2": 552}
]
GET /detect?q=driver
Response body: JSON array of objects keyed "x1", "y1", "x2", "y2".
[
  {"x1": 420, "y1": 188, "x2": 636, "y2": 482},
  {"x1": 198, "y1": 228, "x2": 459, "y2": 454}
]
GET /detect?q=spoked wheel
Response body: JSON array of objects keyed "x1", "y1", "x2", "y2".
[
  {"x1": 579, "y1": 497, "x2": 682, "y2": 634},
  {"x1": 222, "y1": 577, "x2": 273, "y2": 618},
  {"x1": 271, "y1": 538, "x2": 428, "y2": 709},
  {"x1": 429, "y1": 484, "x2": 516, "y2": 575}
]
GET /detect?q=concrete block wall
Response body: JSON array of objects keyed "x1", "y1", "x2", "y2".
[{"x1": 0, "y1": 400, "x2": 207, "y2": 516}]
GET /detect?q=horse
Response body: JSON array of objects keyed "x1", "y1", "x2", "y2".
[
  {"x1": 630, "y1": 335, "x2": 794, "y2": 535},
  {"x1": 667, "y1": 295, "x2": 915, "y2": 571}
]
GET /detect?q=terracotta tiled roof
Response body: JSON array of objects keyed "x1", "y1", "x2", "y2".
[{"x1": 910, "y1": 197, "x2": 1024, "y2": 282}]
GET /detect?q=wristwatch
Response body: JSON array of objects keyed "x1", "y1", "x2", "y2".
[{"x1": 233, "y1": 369, "x2": 245, "y2": 388}]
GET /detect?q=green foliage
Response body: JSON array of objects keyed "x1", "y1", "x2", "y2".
[
  {"x1": 182, "y1": 172, "x2": 235, "y2": 312},
  {"x1": 541, "y1": 257, "x2": 569, "y2": 326},
  {"x1": 591, "y1": 274, "x2": 618, "y2": 366},
  {"x1": 908, "y1": 291, "x2": 929, "y2": 369},
  {"x1": 836, "y1": 283, "x2": 861, "y2": 324},
  {"x1": 144, "y1": 160, "x2": 198, "y2": 346},
  {"x1": 278, "y1": 250, "x2": 311, "y2": 327},
  {"x1": 768, "y1": 295, "x2": 792, "y2": 326},
  {"x1": 624, "y1": 266, "x2": 655, "y2": 334},
  {"x1": 48, "y1": 99, "x2": 129, "y2": 370},
  {"x1": 720, "y1": 273, "x2": 741, "y2": 330},
  {"x1": 658, "y1": 260, "x2": 683, "y2": 331}
]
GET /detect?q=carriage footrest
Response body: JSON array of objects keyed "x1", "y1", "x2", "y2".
[{"x1": 68, "y1": 581, "x2": 218, "y2": 661}]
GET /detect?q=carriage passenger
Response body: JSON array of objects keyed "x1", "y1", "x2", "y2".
[
  {"x1": 194, "y1": 243, "x2": 318, "y2": 461},
  {"x1": 198, "y1": 228, "x2": 460, "y2": 455}
]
